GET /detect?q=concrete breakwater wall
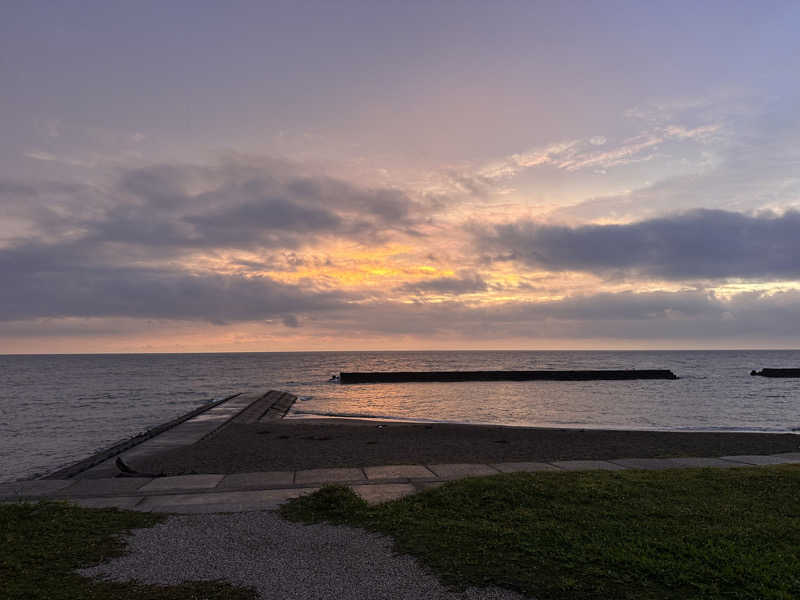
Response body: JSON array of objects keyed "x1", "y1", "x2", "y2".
[
  {"x1": 339, "y1": 370, "x2": 679, "y2": 384},
  {"x1": 751, "y1": 368, "x2": 800, "y2": 377}
]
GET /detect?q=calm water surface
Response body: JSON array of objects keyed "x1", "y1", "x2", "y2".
[{"x1": 2, "y1": 350, "x2": 800, "y2": 482}]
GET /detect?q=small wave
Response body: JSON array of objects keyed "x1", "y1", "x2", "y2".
[{"x1": 289, "y1": 409, "x2": 442, "y2": 423}]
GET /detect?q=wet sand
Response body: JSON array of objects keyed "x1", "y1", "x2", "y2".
[{"x1": 133, "y1": 418, "x2": 800, "y2": 475}]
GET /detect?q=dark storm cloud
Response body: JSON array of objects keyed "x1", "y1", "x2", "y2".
[
  {"x1": 474, "y1": 209, "x2": 800, "y2": 280},
  {"x1": 396, "y1": 272, "x2": 488, "y2": 295}
]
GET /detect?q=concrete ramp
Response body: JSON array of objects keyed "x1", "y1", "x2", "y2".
[{"x1": 42, "y1": 390, "x2": 297, "y2": 480}]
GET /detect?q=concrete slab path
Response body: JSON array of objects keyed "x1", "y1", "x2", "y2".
[{"x1": 4, "y1": 452, "x2": 800, "y2": 514}]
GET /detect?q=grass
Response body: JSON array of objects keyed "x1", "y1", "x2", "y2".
[
  {"x1": 281, "y1": 465, "x2": 800, "y2": 600},
  {"x1": 0, "y1": 500, "x2": 256, "y2": 600}
]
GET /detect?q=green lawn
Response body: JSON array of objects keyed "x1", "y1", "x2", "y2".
[
  {"x1": 0, "y1": 500, "x2": 256, "y2": 600},
  {"x1": 281, "y1": 465, "x2": 800, "y2": 600}
]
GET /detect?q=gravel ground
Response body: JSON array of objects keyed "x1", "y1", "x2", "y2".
[
  {"x1": 80, "y1": 511, "x2": 526, "y2": 600},
  {"x1": 133, "y1": 419, "x2": 800, "y2": 475}
]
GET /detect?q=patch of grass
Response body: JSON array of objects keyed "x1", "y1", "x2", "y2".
[
  {"x1": 281, "y1": 466, "x2": 800, "y2": 599},
  {"x1": 1, "y1": 500, "x2": 256, "y2": 600}
]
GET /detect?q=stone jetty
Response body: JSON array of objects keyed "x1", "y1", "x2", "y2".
[
  {"x1": 751, "y1": 368, "x2": 800, "y2": 377},
  {"x1": 339, "y1": 369, "x2": 678, "y2": 383}
]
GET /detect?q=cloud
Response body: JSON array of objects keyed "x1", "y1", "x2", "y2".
[
  {"x1": 396, "y1": 272, "x2": 488, "y2": 295},
  {"x1": 474, "y1": 209, "x2": 800, "y2": 281},
  {"x1": 475, "y1": 124, "x2": 721, "y2": 181},
  {"x1": 1, "y1": 156, "x2": 434, "y2": 254},
  {"x1": 309, "y1": 288, "x2": 800, "y2": 343},
  {"x1": 282, "y1": 314, "x2": 300, "y2": 328},
  {"x1": 0, "y1": 156, "x2": 441, "y2": 325},
  {"x1": 98, "y1": 161, "x2": 430, "y2": 251},
  {"x1": 0, "y1": 251, "x2": 349, "y2": 323},
  {"x1": 5, "y1": 145, "x2": 799, "y2": 348},
  {"x1": 548, "y1": 96, "x2": 800, "y2": 223}
]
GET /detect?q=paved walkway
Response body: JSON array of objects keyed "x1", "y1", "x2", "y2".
[
  {"x1": 4, "y1": 389, "x2": 797, "y2": 513},
  {"x1": 3, "y1": 453, "x2": 800, "y2": 513}
]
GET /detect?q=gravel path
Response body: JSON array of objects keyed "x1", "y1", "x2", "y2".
[{"x1": 80, "y1": 511, "x2": 526, "y2": 600}]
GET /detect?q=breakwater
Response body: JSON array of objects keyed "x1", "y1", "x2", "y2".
[
  {"x1": 751, "y1": 368, "x2": 800, "y2": 378},
  {"x1": 339, "y1": 369, "x2": 678, "y2": 383}
]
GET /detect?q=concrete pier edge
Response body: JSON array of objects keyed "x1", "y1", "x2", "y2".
[{"x1": 40, "y1": 393, "x2": 245, "y2": 480}]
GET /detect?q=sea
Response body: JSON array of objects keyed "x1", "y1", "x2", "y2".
[{"x1": 2, "y1": 350, "x2": 800, "y2": 483}]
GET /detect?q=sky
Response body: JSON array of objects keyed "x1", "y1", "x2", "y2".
[{"x1": 2, "y1": 1, "x2": 800, "y2": 353}]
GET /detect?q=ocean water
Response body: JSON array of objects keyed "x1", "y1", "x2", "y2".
[{"x1": 2, "y1": 350, "x2": 800, "y2": 483}]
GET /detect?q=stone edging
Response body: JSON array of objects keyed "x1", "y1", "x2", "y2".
[{"x1": 4, "y1": 452, "x2": 798, "y2": 513}]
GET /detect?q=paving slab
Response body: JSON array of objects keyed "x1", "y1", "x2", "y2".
[
  {"x1": 352, "y1": 483, "x2": 417, "y2": 504},
  {"x1": 667, "y1": 457, "x2": 747, "y2": 468},
  {"x1": 14, "y1": 479, "x2": 75, "y2": 496},
  {"x1": 186, "y1": 413, "x2": 232, "y2": 423},
  {"x1": 217, "y1": 471, "x2": 295, "y2": 490},
  {"x1": 69, "y1": 496, "x2": 144, "y2": 509},
  {"x1": 364, "y1": 465, "x2": 436, "y2": 480},
  {"x1": 414, "y1": 481, "x2": 446, "y2": 491},
  {"x1": 137, "y1": 488, "x2": 317, "y2": 513},
  {"x1": 139, "y1": 474, "x2": 224, "y2": 493},
  {"x1": 426, "y1": 463, "x2": 499, "y2": 479},
  {"x1": 294, "y1": 467, "x2": 365, "y2": 485},
  {"x1": 0, "y1": 482, "x2": 23, "y2": 498},
  {"x1": 492, "y1": 461, "x2": 560, "y2": 473},
  {"x1": 56, "y1": 478, "x2": 152, "y2": 497},
  {"x1": 551, "y1": 460, "x2": 628, "y2": 471},
  {"x1": 610, "y1": 458, "x2": 683, "y2": 470},
  {"x1": 769, "y1": 452, "x2": 800, "y2": 463},
  {"x1": 720, "y1": 454, "x2": 800, "y2": 465}
]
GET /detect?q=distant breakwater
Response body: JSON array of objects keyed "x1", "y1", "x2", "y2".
[
  {"x1": 751, "y1": 368, "x2": 800, "y2": 378},
  {"x1": 339, "y1": 370, "x2": 679, "y2": 384}
]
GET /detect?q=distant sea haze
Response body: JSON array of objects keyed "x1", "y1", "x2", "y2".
[{"x1": 2, "y1": 350, "x2": 800, "y2": 483}]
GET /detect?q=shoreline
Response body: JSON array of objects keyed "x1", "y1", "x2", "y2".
[
  {"x1": 132, "y1": 417, "x2": 800, "y2": 476},
  {"x1": 288, "y1": 412, "x2": 800, "y2": 435}
]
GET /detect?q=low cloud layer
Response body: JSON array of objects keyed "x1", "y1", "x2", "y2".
[
  {"x1": 311, "y1": 288, "x2": 800, "y2": 342},
  {"x1": 396, "y1": 272, "x2": 488, "y2": 296},
  {"x1": 3, "y1": 153, "x2": 800, "y2": 349},
  {"x1": 0, "y1": 157, "x2": 429, "y2": 326},
  {"x1": 0, "y1": 259, "x2": 349, "y2": 324},
  {"x1": 476, "y1": 209, "x2": 800, "y2": 280},
  {"x1": 0, "y1": 158, "x2": 433, "y2": 258}
]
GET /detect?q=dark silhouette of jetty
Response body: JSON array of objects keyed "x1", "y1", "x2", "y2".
[
  {"x1": 339, "y1": 370, "x2": 678, "y2": 384},
  {"x1": 750, "y1": 368, "x2": 800, "y2": 378}
]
